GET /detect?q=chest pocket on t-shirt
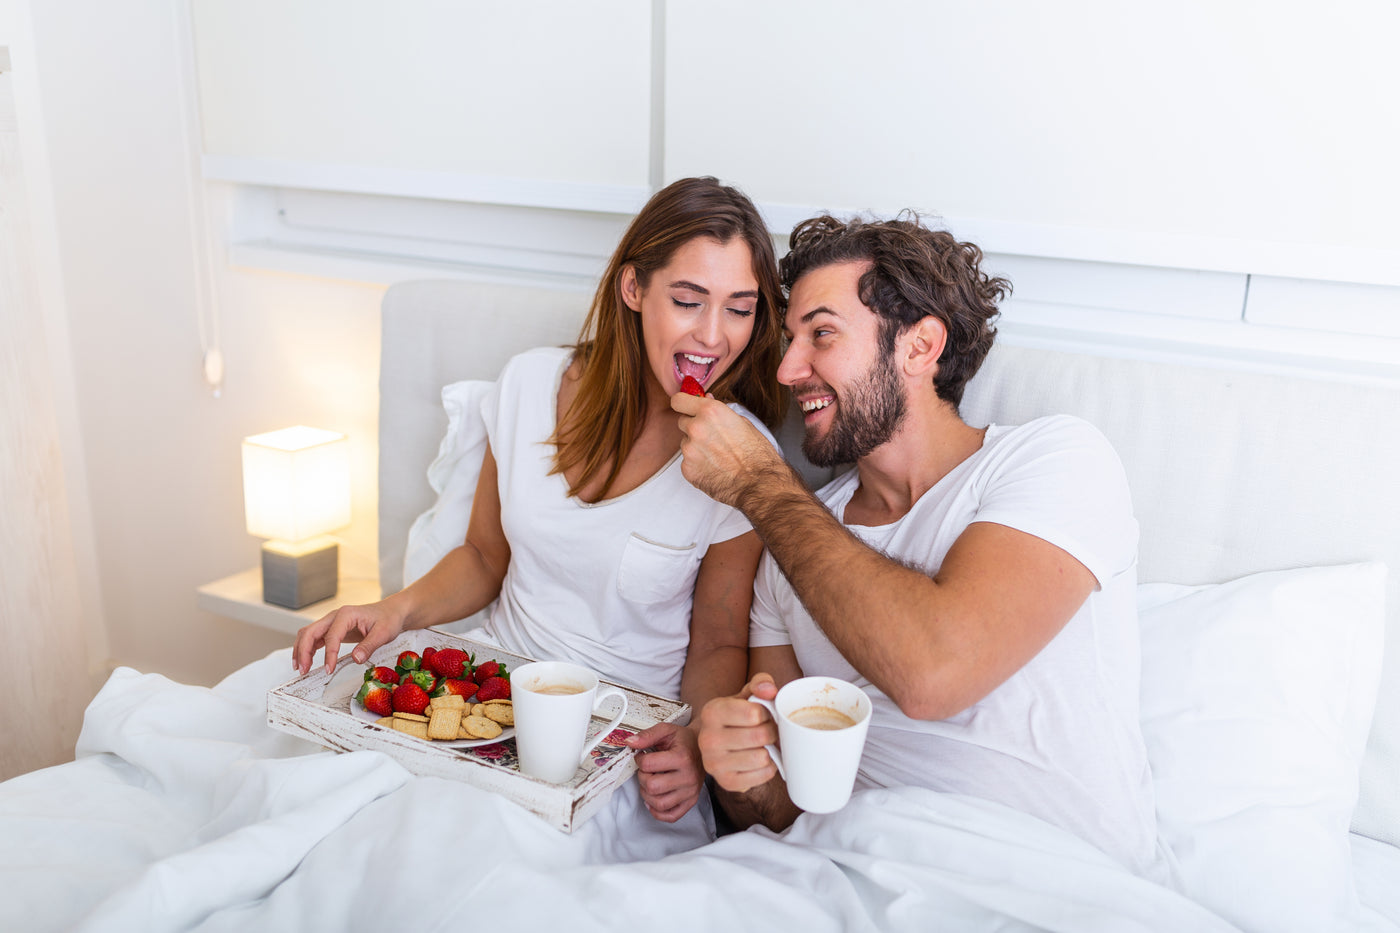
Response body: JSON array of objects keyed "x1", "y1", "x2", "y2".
[{"x1": 617, "y1": 533, "x2": 700, "y2": 605}]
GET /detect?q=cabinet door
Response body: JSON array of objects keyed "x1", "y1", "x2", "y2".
[
  {"x1": 193, "y1": 0, "x2": 653, "y2": 207},
  {"x1": 664, "y1": 0, "x2": 1400, "y2": 281}
]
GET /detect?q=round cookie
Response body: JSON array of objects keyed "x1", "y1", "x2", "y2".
[
  {"x1": 460, "y1": 714, "x2": 503, "y2": 740},
  {"x1": 481, "y1": 701, "x2": 514, "y2": 725}
]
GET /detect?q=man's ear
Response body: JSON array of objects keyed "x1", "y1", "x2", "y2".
[
  {"x1": 620, "y1": 265, "x2": 643, "y2": 312},
  {"x1": 902, "y1": 317, "x2": 947, "y2": 377}
]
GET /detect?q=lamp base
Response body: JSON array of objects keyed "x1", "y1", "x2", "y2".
[{"x1": 261, "y1": 536, "x2": 338, "y2": 610}]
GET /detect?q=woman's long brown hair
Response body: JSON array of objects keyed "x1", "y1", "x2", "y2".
[{"x1": 550, "y1": 176, "x2": 785, "y2": 500}]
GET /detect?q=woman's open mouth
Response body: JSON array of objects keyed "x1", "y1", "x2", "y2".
[{"x1": 674, "y1": 352, "x2": 717, "y2": 388}]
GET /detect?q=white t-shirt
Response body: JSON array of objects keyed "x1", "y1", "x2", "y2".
[
  {"x1": 479, "y1": 346, "x2": 773, "y2": 698},
  {"x1": 750, "y1": 414, "x2": 1162, "y2": 876}
]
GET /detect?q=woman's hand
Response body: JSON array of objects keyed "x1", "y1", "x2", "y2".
[
  {"x1": 626, "y1": 722, "x2": 706, "y2": 823},
  {"x1": 292, "y1": 600, "x2": 408, "y2": 676}
]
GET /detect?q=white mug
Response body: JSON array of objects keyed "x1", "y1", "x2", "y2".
[
  {"x1": 748, "y1": 676, "x2": 872, "y2": 813},
  {"x1": 512, "y1": 660, "x2": 629, "y2": 784}
]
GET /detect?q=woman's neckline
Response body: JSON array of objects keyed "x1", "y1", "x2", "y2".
[{"x1": 550, "y1": 348, "x2": 684, "y2": 508}]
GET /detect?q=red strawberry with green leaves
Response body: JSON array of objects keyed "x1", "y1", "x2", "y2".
[
  {"x1": 473, "y1": 659, "x2": 506, "y2": 684},
  {"x1": 476, "y1": 674, "x2": 510, "y2": 702},
  {"x1": 401, "y1": 669, "x2": 436, "y2": 693},
  {"x1": 427, "y1": 647, "x2": 470, "y2": 679},
  {"x1": 442, "y1": 678, "x2": 478, "y2": 701},
  {"x1": 356, "y1": 679, "x2": 393, "y2": 717},
  {"x1": 680, "y1": 375, "x2": 705, "y2": 397},
  {"x1": 395, "y1": 651, "x2": 422, "y2": 675},
  {"x1": 391, "y1": 681, "x2": 430, "y2": 715},
  {"x1": 366, "y1": 665, "x2": 399, "y2": 686},
  {"x1": 421, "y1": 645, "x2": 438, "y2": 666}
]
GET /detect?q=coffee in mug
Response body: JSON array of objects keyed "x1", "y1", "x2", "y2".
[
  {"x1": 788, "y1": 705, "x2": 857, "y2": 731},
  {"x1": 748, "y1": 676, "x2": 872, "y2": 813},
  {"x1": 533, "y1": 683, "x2": 587, "y2": 696}
]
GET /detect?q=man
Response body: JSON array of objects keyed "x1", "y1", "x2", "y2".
[{"x1": 670, "y1": 213, "x2": 1162, "y2": 877}]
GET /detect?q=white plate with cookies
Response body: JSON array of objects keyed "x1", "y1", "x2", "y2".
[{"x1": 350, "y1": 694, "x2": 516, "y2": 748}]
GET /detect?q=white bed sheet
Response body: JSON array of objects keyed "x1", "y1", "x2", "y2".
[
  {"x1": 1355, "y1": 833, "x2": 1400, "y2": 932},
  {"x1": 0, "y1": 651, "x2": 1275, "y2": 933}
]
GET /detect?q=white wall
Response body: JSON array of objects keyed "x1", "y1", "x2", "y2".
[{"x1": 7, "y1": 0, "x2": 387, "y2": 697}]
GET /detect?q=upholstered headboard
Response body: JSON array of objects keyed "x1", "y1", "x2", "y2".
[{"x1": 378, "y1": 278, "x2": 1399, "y2": 846}]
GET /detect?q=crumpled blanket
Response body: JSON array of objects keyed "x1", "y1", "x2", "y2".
[{"x1": 0, "y1": 650, "x2": 1243, "y2": 933}]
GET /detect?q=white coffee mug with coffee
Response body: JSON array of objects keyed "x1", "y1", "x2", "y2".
[
  {"x1": 512, "y1": 660, "x2": 629, "y2": 784},
  {"x1": 748, "y1": 676, "x2": 872, "y2": 813}
]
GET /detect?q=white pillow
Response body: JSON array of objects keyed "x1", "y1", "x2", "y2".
[
  {"x1": 1138, "y1": 562, "x2": 1387, "y2": 933},
  {"x1": 402, "y1": 380, "x2": 494, "y2": 591}
]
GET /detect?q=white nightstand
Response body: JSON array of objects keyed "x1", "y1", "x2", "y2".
[{"x1": 197, "y1": 568, "x2": 382, "y2": 636}]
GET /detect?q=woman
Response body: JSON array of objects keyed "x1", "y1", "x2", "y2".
[{"x1": 293, "y1": 176, "x2": 785, "y2": 836}]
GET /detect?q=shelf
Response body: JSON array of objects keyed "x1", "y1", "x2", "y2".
[{"x1": 197, "y1": 568, "x2": 382, "y2": 636}]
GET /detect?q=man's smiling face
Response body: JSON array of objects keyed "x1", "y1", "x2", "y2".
[{"x1": 779, "y1": 261, "x2": 908, "y2": 467}]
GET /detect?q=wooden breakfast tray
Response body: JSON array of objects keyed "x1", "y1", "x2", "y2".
[{"x1": 267, "y1": 628, "x2": 690, "y2": 833}]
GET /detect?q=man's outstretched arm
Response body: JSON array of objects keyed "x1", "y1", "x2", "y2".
[{"x1": 672, "y1": 395, "x2": 1096, "y2": 721}]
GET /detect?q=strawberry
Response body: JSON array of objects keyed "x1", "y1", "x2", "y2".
[
  {"x1": 356, "y1": 679, "x2": 393, "y2": 717},
  {"x1": 366, "y1": 665, "x2": 399, "y2": 685},
  {"x1": 401, "y1": 669, "x2": 436, "y2": 693},
  {"x1": 391, "y1": 681, "x2": 430, "y2": 715},
  {"x1": 476, "y1": 674, "x2": 511, "y2": 702},
  {"x1": 473, "y1": 659, "x2": 506, "y2": 684},
  {"x1": 442, "y1": 678, "x2": 478, "y2": 702},
  {"x1": 395, "y1": 651, "x2": 422, "y2": 675},
  {"x1": 421, "y1": 646, "x2": 438, "y2": 667},
  {"x1": 680, "y1": 375, "x2": 705, "y2": 397},
  {"x1": 428, "y1": 647, "x2": 470, "y2": 679}
]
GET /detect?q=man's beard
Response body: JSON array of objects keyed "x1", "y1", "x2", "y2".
[{"x1": 800, "y1": 353, "x2": 908, "y2": 468}]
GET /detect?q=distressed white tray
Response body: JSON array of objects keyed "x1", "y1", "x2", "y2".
[{"x1": 267, "y1": 628, "x2": 689, "y2": 833}]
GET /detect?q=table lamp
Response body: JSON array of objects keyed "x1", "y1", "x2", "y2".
[{"x1": 241, "y1": 426, "x2": 351, "y2": 610}]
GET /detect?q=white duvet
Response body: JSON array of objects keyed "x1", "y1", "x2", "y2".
[{"x1": 0, "y1": 651, "x2": 1265, "y2": 932}]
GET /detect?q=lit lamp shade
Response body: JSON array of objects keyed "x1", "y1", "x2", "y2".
[{"x1": 242, "y1": 426, "x2": 351, "y2": 610}]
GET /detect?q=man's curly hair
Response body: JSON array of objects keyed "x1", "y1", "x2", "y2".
[{"x1": 778, "y1": 213, "x2": 1010, "y2": 407}]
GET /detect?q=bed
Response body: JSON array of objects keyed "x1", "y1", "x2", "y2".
[{"x1": 2, "y1": 277, "x2": 1397, "y2": 933}]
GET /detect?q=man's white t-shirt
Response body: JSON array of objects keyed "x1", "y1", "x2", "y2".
[
  {"x1": 750, "y1": 414, "x2": 1162, "y2": 876},
  {"x1": 479, "y1": 346, "x2": 772, "y2": 698}
]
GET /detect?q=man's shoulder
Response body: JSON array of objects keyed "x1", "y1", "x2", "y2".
[
  {"x1": 990, "y1": 413, "x2": 1118, "y2": 460},
  {"x1": 999, "y1": 412, "x2": 1104, "y2": 438}
]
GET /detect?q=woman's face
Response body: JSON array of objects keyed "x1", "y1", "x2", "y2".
[{"x1": 620, "y1": 236, "x2": 759, "y2": 398}]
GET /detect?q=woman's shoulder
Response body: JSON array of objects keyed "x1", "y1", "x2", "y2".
[
  {"x1": 504, "y1": 344, "x2": 573, "y2": 371},
  {"x1": 497, "y1": 345, "x2": 575, "y2": 388}
]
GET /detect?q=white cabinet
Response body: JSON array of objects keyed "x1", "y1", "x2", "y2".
[
  {"x1": 664, "y1": 1, "x2": 1400, "y2": 286},
  {"x1": 192, "y1": 0, "x2": 655, "y2": 211}
]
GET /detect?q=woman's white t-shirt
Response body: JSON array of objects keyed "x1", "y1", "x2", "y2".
[
  {"x1": 478, "y1": 346, "x2": 772, "y2": 698},
  {"x1": 750, "y1": 414, "x2": 1163, "y2": 877}
]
